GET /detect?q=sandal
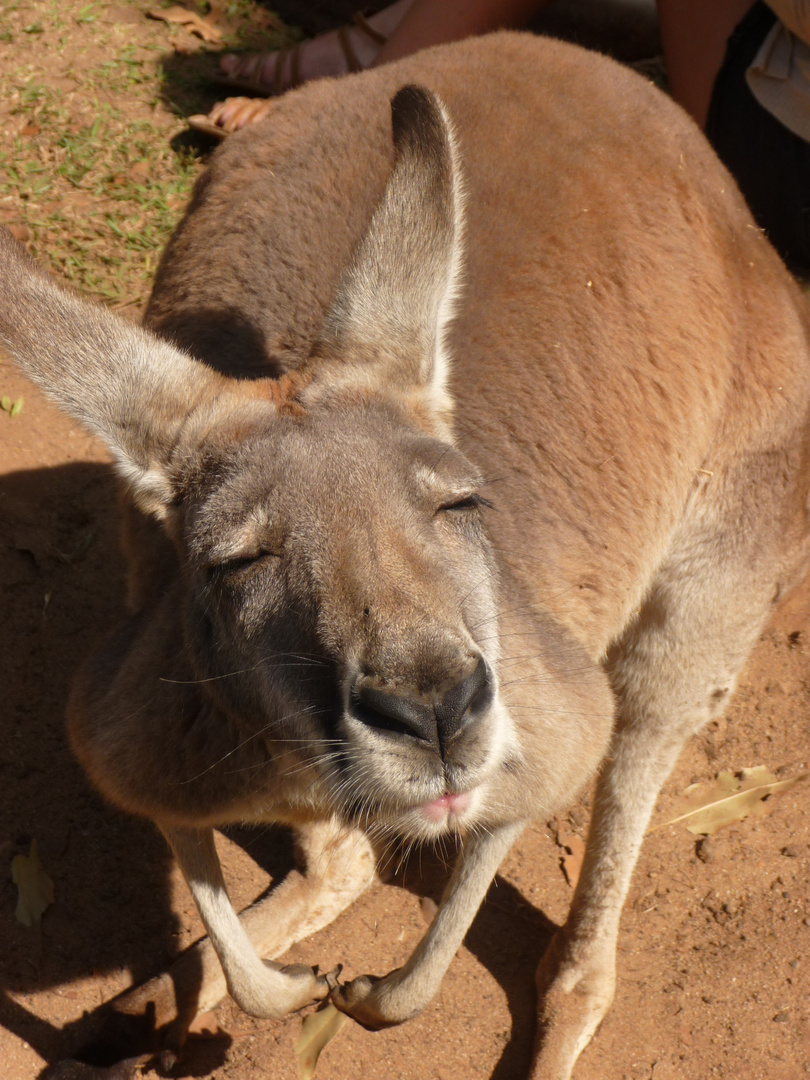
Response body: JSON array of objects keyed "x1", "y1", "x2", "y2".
[{"x1": 215, "y1": 10, "x2": 390, "y2": 98}]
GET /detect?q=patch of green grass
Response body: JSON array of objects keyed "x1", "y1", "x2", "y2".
[
  {"x1": 0, "y1": 0, "x2": 301, "y2": 306},
  {"x1": 0, "y1": 78, "x2": 201, "y2": 305},
  {"x1": 88, "y1": 44, "x2": 152, "y2": 95},
  {"x1": 76, "y1": 3, "x2": 100, "y2": 23}
]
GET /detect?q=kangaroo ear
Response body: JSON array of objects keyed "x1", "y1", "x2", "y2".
[
  {"x1": 310, "y1": 84, "x2": 465, "y2": 432},
  {"x1": 0, "y1": 228, "x2": 225, "y2": 517}
]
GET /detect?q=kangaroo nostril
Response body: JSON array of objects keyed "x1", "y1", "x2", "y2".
[
  {"x1": 350, "y1": 658, "x2": 492, "y2": 747},
  {"x1": 352, "y1": 684, "x2": 437, "y2": 744},
  {"x1": 435, "y1": 657, "x2": 492, "y2": 743}
]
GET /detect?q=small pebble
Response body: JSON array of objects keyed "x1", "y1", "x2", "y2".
[{"x1": 696, "y1": 838, "x2": 712, "y2": 863}]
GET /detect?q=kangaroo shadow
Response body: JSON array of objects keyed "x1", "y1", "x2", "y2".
[
  {"x1": 467, "y1": 879, "x2": 556, "y2": 1080},
  {"x1": 0, "y1": 462, "x2": 298, "y2": 1076},
  {"x1": 392, "y1": 841, "x2": 557, "y2": 1080},
  {"x1": 0, "y1": 461, "x2": 169, "y2": 1064}
]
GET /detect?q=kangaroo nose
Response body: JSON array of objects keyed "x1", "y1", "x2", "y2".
[
  {"x1": 351, "y1": 658, "x2": 492, "y2": 747},
  {"x1": 436, "y1": 656, "x2": 491, "y2": 743}
]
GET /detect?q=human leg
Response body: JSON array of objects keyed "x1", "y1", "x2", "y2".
[
  {"x1": 218, "y1": 0, "x2": 413, "y2": 97},
  {"x1": 373, "y1": 0, "x2": 545, "y2": 65},
  {"x1": 656, "y1": 0, "x2": 755, "y2": 126}
]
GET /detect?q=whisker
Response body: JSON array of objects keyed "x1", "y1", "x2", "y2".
[
  {"x1": 160, "y1": 655, "x2": 327, "y2": 686},
  {"x1": 175, "y1": 703, "x2": 325, "y2": 784}
]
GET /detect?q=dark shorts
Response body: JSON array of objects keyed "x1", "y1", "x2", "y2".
[{"x1": 707, "y1": 1, "x2": 810, "y2": 271}]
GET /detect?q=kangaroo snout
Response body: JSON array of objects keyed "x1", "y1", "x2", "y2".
[{"x1": 350, "y1": 655, "x2": 493, "y2": 748}]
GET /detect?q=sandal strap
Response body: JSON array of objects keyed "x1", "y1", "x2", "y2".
[
  {"x1": 337, "y1": 24, "x2": 363, "y2": 73},
  {"x1": 289, "y1": 42, "x2": 303, "y2": 90},
  {"x1": 218, "y1": 9, "x2": 389, "y2": 96},
  {"x1": 273, "y1": 44, "x2": 306, "y2": 94},
  {"x1": 272, "y1": 46, "x2": 290, "y2": 95},
  {"x1": 352, "y1": 10, "x2": 389, "y2": 46},
  {"x1": 338, "y1": 10, "x2": 389, "y2": 72}
]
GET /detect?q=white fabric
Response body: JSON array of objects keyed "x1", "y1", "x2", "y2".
[{"x1": 746, "y1": 3, "x2": 810, "y2": 141}]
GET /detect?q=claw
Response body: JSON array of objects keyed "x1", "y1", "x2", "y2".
[{"x1": 327, "y1": 973, "x2": 397, "y2": 1030}]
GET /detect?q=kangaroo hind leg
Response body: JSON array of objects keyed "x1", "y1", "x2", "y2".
[{"x1": 531, "y1": 481, "x2": 808, "y2": 1080}]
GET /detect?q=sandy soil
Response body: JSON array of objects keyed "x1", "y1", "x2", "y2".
[{"x1": 0, "y1": 4, "x2": 808, "y2": 1080}]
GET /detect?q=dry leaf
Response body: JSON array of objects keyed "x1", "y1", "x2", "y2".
[
  {"x1": 147, "y1": 6, "x2": 222, "y2": 43},
  {"x1": 660, "y1": 767, "x2": 808, "y2": 836},
  {"x1": 11, "y1": 839, "x2": 55, "y2": 926},
  {"x1": 296, "y1": 1004, "x2": 348, "y2": 1080}
]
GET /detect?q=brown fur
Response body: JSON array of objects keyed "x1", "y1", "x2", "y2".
[{"x1": 0, "y1": 32, "x2": 808, "y2": 1080}]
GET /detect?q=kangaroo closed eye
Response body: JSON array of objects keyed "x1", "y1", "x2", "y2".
[
  {"x1": 207, "y1": 552, "x2": 280, "y2": 580},
  {"x1": 438, "y1": 493, "x2": 495, "y2": 512}
]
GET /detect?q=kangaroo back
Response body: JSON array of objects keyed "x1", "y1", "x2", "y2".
[{"x1": 148, "y1": 32, "x2": 810, "y2": 652}]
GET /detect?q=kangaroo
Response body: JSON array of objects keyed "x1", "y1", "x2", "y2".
[{"x1": 1, "y1": 31, "x2": 808, "y2": 1080}]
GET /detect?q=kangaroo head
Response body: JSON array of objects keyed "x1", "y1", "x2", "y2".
[
  {"x1": 0, "y1": 86, "x2": 515, "y2": 841},
  {"x1": 178, "y1": 383, "x2": 509, "y2": 839}
]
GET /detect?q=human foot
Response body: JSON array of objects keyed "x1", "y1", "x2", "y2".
[
  {"x1": 217, "y1": 0, "x2": 413, "y2": 97},
  {"x1": 188, "y1": 97, "x2": 276, "y2": 140}
]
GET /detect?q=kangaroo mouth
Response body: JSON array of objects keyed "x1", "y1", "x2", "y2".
[
  {"x1": 420, "y1": 790, "x2": 473, "y2": 823},
  {"x1": 339, "y1": 782, "x2": 480, "y2": 839}
]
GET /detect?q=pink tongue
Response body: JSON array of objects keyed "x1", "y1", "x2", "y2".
[{"x1": 422, "y1": 791, "x2": 471, "y2": 821}]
